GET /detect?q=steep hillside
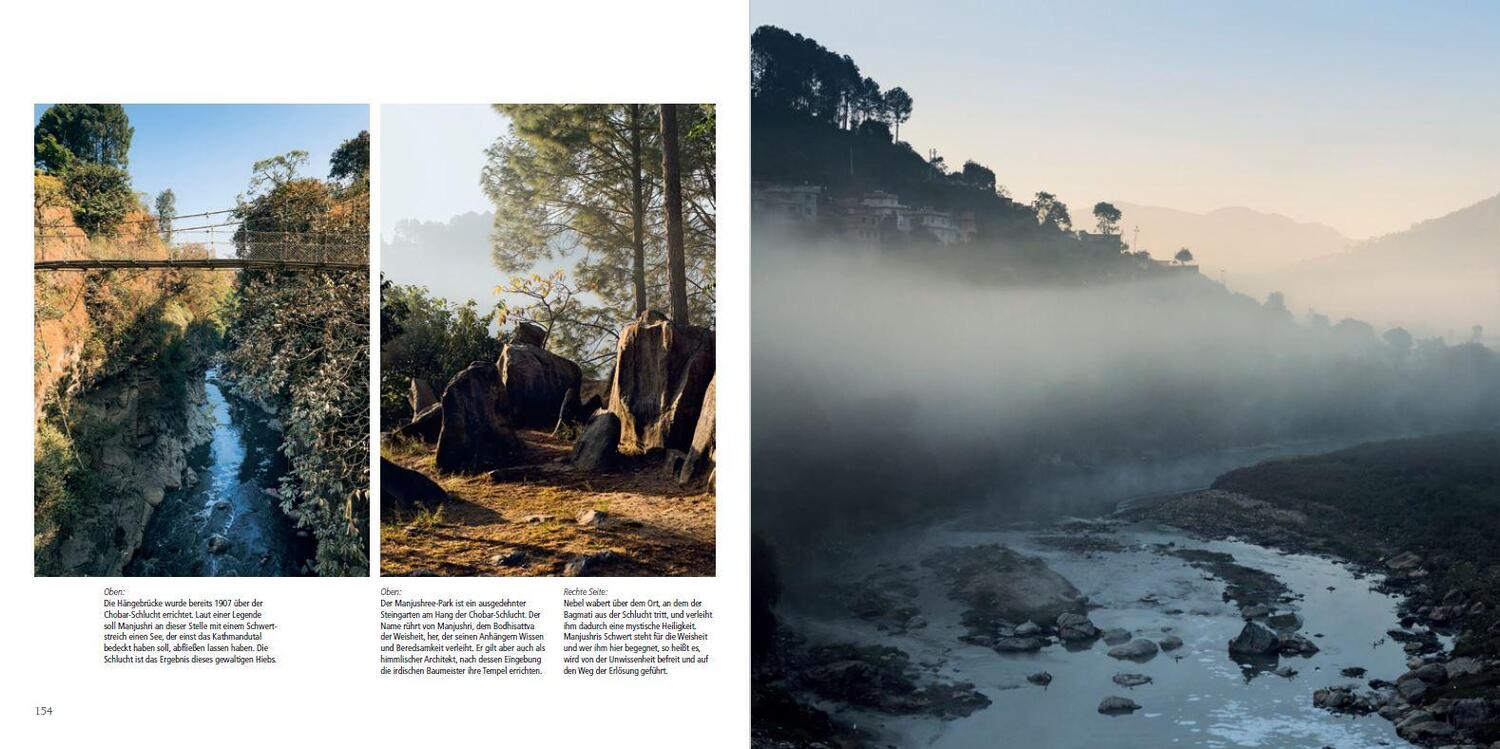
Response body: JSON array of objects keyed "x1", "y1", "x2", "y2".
[
  {"x1": 33, "y1": 178, "x2": 231, "y2": 575},
  {"x1": 1245, "y1": 193, "x2": 1500, "y2": 337}
]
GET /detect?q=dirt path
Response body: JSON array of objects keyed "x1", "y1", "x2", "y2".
[{"x1": 380, "y1": 430, "x2": 715, "y2": 577}]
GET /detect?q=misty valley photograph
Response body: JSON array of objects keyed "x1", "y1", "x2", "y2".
[
  {"x1": 33, "y1": 104, "x2": 371, "y2": 577},
  {"x1": 747, "y1": 5, "x2": 1500, "y2": 749},
  {"x1": 379, "y1": 104, "x2": 716, "y2": 577}
]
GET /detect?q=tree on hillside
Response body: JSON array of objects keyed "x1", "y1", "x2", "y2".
[
  {"x1": 1032, "y1": 192, "x2": 1071, "y2": 231},
  {"x1": 1093, "y1": 202, "x2": 1122, "y2": 235},
  {"x1": 884, "y1": 87, "x2": 913, "y2": 141},
  {"x1": 1174, "y1": 247, "x2": 1194, "y2": 265},
  {"x1": 329, "y1": 131, "x2": 370, "y2": 182},
  {"x1": 34, "y1": 104, "x2": 133, "y2": 170},
  {"x1": 1264, "y1": 291, "x2": 1291, "y2": 321},
  {"x1": 1383, "y1": 327, "x2": 1414, "y2": 357},
  {"x1": 35, "y1": 134, "x2": 74, "y2": 174},
  {"x1": 961, "y1": 161, "x2": 996, "y2": 193},
  {"x1": 247, "y1": 150, "x2": 308, "y2": 194},
  {"x1": 155, "y1": 189, "x2": 177, "y2": 244},
  {"x1": 62, "y1": 162, "x2": 134, "y2": 236},
  {"x1": 661, "y1": 104, "x2": 690, "y2": 325}
]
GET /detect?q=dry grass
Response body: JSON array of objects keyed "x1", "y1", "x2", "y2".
[{"x1": 380, "y1": 429, "x2": 715, "y2": 577}]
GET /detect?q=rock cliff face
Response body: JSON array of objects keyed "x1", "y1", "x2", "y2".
[{"x1": 42, "y1": 368, "x2": 215, "y2": 576}]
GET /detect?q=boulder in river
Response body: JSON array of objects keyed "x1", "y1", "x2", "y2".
[
  {"x1": 1098, "y1": 696, "x2": 1141, "y2": 714},
  {"x1": 993, "y1": 636, "x2": 1047, "y2": 653},
  {"x1": 1278, "y1": 631, "x2": 1321, "y2": 656},
  {"x1": 435, "y1": 362, "x2": 524, "y2": 474},
  {"x1": 380, "y1": 457, "x2": 448, "y2": 516},
  {"x1": 608, "y1": 310, "x2": 715, "y2": 452},
  {"x1": 570, "y1": 412, "x2": 622, "y2": 472},
  {"x1": 924, "y1": 545, "x2": 1087, "y2": 639},
  {"x1": 1107, "y1": 639, "x2": 1160, "y2": 661},
  {"x1": 206, "y1": 534, "x2": 229, "y2": 554},
  {"x1": 1267, "y1": 611, "x2": 1304, "y2": 631},
  {"x1": 1056, "y1": 611, "x2": 1100, "y2": 642},
  {"x1": 498, "y1": 337, "x2": 583, "y2": 429},
  {"x1": 1101, "y1": 627, "x2": 1133, "y2": 645},
  {"x1": 1229, "y1": 621, "x2": 1281, "y2": 656},
  {"x1": 1026, "y1": 671, "x2": 1053, "y2": 686},
  {"x1": 1159, "y1": 635, "x2": 1184, "y2": 651},
  {"x1": 1112, "y1": 673, "x2": 1153, "y2": 688}
]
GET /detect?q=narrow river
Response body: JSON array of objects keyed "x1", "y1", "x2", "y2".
[
  {"x1": 125, "y1": 368, "x2": 313, "y2": 576},
  {"x1": 782, "y1": 515, "x2": 1429, "y2": 748}
]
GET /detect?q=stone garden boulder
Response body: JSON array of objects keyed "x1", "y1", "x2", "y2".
[
  {"x1": 380, "y1": 457, "x2": 448, "y2": 515},
  {"x1": 512, "y1": 320, "x2": 547, "y2": 347},
  {"x1": 609, "y1": 310, "x2": 715, "y2": 452},
  {"x1": 499, "y1": 336, "x2": 583, "y2": 429},
  {"x1": 394, "y1": 402, "x2": 442, "y2": 444},
  {"x1": 571, "y1": 412, "x2": 622, "y2": 472},
  {"x1": 676, "y1": 372, "x2": 716, "y2": 486},
  {"x1": 409, "y1": 378, "x2": 438, "y2": 417},
  {"x1": 435, "y1": 362, "x2": 524, "y2": 473}
]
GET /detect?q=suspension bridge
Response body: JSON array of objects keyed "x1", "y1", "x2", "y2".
[{"x1": 34, "y1": 208, "x2": 368, "y2": 272}]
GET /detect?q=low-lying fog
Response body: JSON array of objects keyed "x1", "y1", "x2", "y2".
[{"x1": 752, "y1": 238, "x2": 1500, "y2": 543}]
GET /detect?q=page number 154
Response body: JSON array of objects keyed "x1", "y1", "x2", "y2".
[{"x1": 35, "y1": 706, "x2": 52, "y2": 716}]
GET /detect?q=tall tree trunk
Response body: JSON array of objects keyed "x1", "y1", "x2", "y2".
[
  {"x1": 660, "y1": 104, "x2": 689, "y2": 325},
  {"x1": 630, "y1": 104, "x2": 647, "y2": 316}
]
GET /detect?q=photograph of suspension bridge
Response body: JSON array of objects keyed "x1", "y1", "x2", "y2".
[{"x1": 34, "y1": 104, "x2": 371, "y2": 577}]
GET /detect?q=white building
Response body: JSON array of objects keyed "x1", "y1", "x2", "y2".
[{"x1": 752, "y1": 183, "x2": 823, "y2": 224}]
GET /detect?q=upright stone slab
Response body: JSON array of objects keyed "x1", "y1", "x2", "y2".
[
  {"x1": 608, "y1": 310, "x2": 715, "y2": 452},
  {"x1": 435, "y1": 362, "x2": 524, "y2": 473},
  {"x1": 677, "y1": 372, "x2": 716, "y2": 485},
  {"x1": 570, "y1": 412, "x2": 621, "y2": 472},
  {"x1": 409, "y1": 378, "x2": 438, "y2": 417},
  {"x1": 499, "y1": 339, "x2": 583, "y2": 429}
]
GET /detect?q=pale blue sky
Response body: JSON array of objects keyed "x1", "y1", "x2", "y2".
[
  {"x1": 34, "y1": 104, "x2": 368, "y2": 239},
  {"x1": 752, "y1": 1, "x2": 1500, "y2": 238},
  {"x1": 380, "y1": 104, "x2": 502, "y2": 241}
]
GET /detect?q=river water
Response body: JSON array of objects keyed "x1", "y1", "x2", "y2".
[
  {"x1": 782, "y1": 516, "x2": 1429, "y2": 748},
  {"x1": 125, "y1": 369, "x2": 312, "y2": 576}
]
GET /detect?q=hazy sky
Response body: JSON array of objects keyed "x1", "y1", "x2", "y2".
[
  {"x1": 751, "y1": 1, "x2": 1500, "y2": 239},
  {"x1": 381, "y1": 104, "x2": 502, "y2": 241},
  {"x1": 35, "y1": 104, "x2": 367, "y2": 240}
]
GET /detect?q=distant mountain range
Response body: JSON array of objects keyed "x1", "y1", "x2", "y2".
[
  {"x1": 1116, "y1": 202, "x2": 1353, "y2": 275},
  {"x1": 1242, "y1": 193, "x2": 1500, "y2": 337},
  {"x1": 1299, "y1": 192, "x2": 1500, "y2": 273}
]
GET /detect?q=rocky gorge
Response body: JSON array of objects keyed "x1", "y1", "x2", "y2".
[{"x1": 753, "y1": 434, "x2": 1500, "y2": 748}]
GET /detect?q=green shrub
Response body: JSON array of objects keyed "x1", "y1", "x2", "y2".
[{"x1": 62, "y1": 162, "x2": 134, "y2": 237}]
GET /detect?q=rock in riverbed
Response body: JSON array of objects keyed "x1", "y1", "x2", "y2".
[
  {"x1": 1229, "y1": 621, "x2": 1281, "y2": 656},
  {"x1": 1112, "y1": 673, "x2": 1153, "y2": 688},
  {"x1": 1098, "y1": 696, "x2": 1141, "y2": 714},
  {"x1": 1108, "y1": 639, "x2": 1159, "y2": 661}
]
